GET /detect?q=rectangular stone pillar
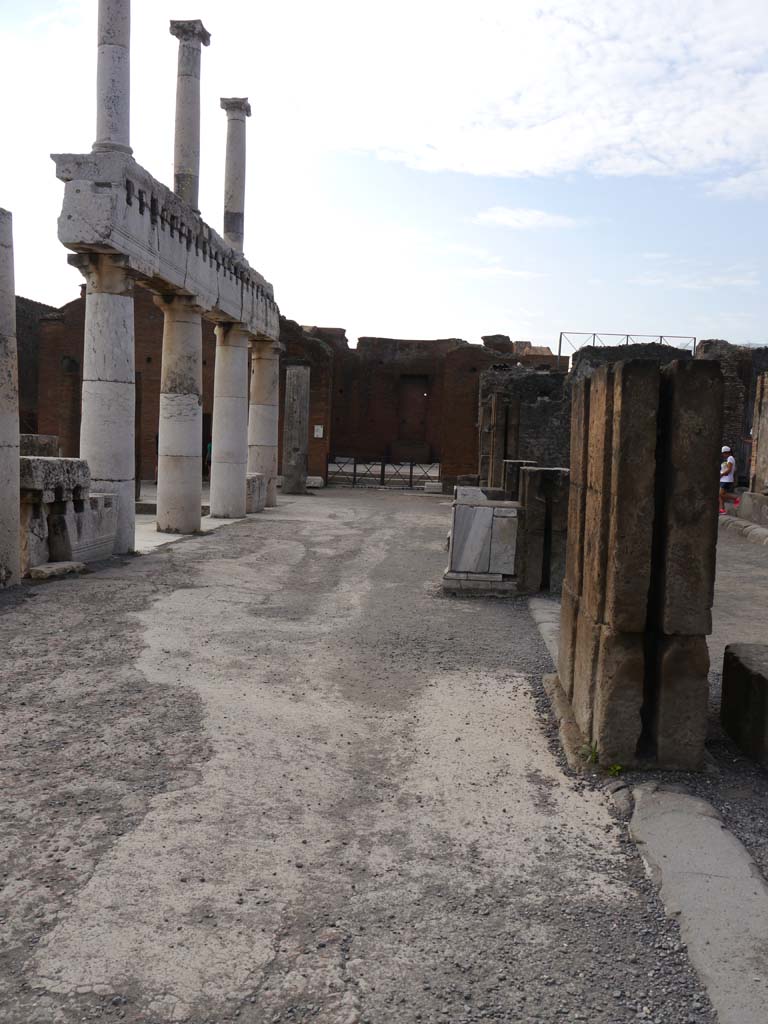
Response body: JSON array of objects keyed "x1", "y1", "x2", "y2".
[
  {"x1": 210, "y1": 324, "x2": 249, "y2": 518},
  {"x1": 155, "y1": 295, "x2": 202, "y2": 534},
  {"x1": 558, "y1": 358, "x2": 723, "y2": 770},
  {"x1": 514, "y1": 466, "x2": 569, "y2": 595},
  {"x1": 248, "y1": 339, "x2": 280, "y2": 507},
  {"x1": 502, "y1": 458, "x2": 536, "y2": 500},
  {"x1": 0, "y1": 209, "x2": 20, "y2": 587},
  {"x1": 72, "y1": 253, "x2": 135, "y2": 553},
  {"x1": 282, "y1": 365, "x2": 310, "y2": 495}
]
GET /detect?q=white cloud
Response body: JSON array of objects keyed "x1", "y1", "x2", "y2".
[
  {"x1": 474, "y1": 207, "x2": 581, "y2": 229},
  {"x1": 629, "y1": 267, "x2": 759, "y2": 290}
]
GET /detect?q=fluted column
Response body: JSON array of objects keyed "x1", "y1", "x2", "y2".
[
  {"x1": 155, "y1": 295, "x2": 203, "y2": 534},
  {"x1": 93, "y1": 0, "x2": 132, "y2": 153},
  {"x1": 169, "y1": 19, "x2": 210, "y2": 208},
  {"x1": 0, "y1": 210, "x2": 20, "y2": 587},
  {"x1": 248, "y1": 340, "x2": 280, "y2": 507},
  {"x1": 220, "y1": 98, "x2": 251, "y2": 251},
  {"x1": 72, "y1": 253, "x2": 135, "y2": 553},
  {"x1": 210, "y1": 325, "x2": 250, "y2": 518}
]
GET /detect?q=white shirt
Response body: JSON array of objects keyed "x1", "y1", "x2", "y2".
[{"x1": 720, "y1": 455, "x2": 735, "y2": 483}]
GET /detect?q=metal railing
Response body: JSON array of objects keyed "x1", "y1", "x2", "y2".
[
  {"x1": 326, "y1": 456, "x2": 440, "y2": 489},
  {"x1": 557, "y1": 331, "x2": 697, "y2": 367}
]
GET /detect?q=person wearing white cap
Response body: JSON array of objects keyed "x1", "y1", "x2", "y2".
[{"x1": 719, "y1": 445, "x2": 738, "y2": 515}]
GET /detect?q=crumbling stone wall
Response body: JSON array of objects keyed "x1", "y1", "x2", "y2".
[
  {"x1": 695, "y1": 339, "x2": 768, "y2": 482},
  {"x1": 478, "y1": 366, "x2": 570, "y2": 488},
  {"x1": 570, "y1": 342, "x2": 692, "y2": 381},
  {"x1": 558, "y1": 360, "x2": 723, "y2": 770}
]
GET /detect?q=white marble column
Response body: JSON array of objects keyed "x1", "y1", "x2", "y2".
[
  {"x1": 155, "y1": 295, "x2": 203, "y2": 534},
  {"x1": 93, "y1": 0, "x2": 132, "y2": 153},
  {"x1": 169, "y1": 19, "x2": 210, "y2": 208},
  {"x1": 0, "y1": 209, "x2": 20, "y2": 587},
  {"x1": 220, "y1": 98, "x2": 251, "y2": 251},
  {"x1": 248, "y1": 340, "x2": 280, "y2": 507},
  {"x1": 210, "y1": 325, "x2": 249, "y2": 518},
  {"x1": 282, "y1": 365, "x2": 310, "y2": 495},
  {"x1": 74, "y1": 253, "x2": 135, "y2": 553}
]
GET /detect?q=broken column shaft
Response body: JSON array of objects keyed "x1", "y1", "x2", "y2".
[
  {"x1": 72, "y1": 253, "x2": 136, "y2": 553},
  {"x1": 220, "y1": 98, "x2": 251, "y2": 251},
  {"x1": 169, "y1": 20, "x2": 210, "y2": 208},
  {"x1": 209, "y1": 324, "x2": 249, "y2": 518},
  {"x1": 93, "y1": 0, "x2": 132, "y2": 153},
  {"x1": 248, "y1": 341, "x2": 280, "y2": 506},
  {"x1": 0, "y1": 209, "x2": 20, "y2": 587},
  {"x1": 282, "y1": 365, "x2": 310, "y2": 494},
  {"x1": 155, "y1": 295, "x2": 203, "y2": 534}
]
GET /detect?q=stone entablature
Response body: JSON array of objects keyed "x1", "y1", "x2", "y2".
[{"x1": 52, "y1": 151, "x2": 279, "y2": 341}]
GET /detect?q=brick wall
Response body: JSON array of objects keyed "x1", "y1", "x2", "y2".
[{"x1": 16, "y1": 297, "x2": 56, "y2": 432}]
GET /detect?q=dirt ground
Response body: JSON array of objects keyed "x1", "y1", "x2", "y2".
[{"x1": 0, "y1": 489, "x2": 714, "y2": 1024}]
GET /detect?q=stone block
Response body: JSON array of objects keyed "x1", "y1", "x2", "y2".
[
  {"x1": 29, "y1": 561, "x2": 86, "y2": 580},
  {"x1": 19, "y1": 456, "x2": 90, "y2": 502},
  {"x1": 488, "y1": 511, "x2": 517, "y2": 575},
  {"x1": 19, "y1": 499, "x2": 50, "y2": 574},
  {"x1": 557, "y1": 583, "x2": 579, "y2": 700},
  {"x1": 657, "y1": 361, "x2": 724, "y2": 635},
  {"x1": 246, "y1": 472, "x2": 267, "y2": 513},
  {"x1": 654, "y1": 635, "x2": 710, "y2": 769},
  {"x1": 592, "y1": 629, "x2": 645, "y2": 767},
  {"x1": 603, "y1": 361, "x2": 660, "y2": 632},
  {"x1": 721, "y1": 643, "x2": 768, "y2": 765},
  {"x1": 502, "y1": 459, "x2": 536, "y2": 500},
  {"x1": 450, "y1": 505, "x2": 493, "y2": 573},
  {"x1": 581, "y1": 366, "x2": 614, "y2": 622},
  {"x1": 48, "y1": 493, "x2": 119, "y2": 563},
  {"x1": 737, "y1": 491, "x2": 768, "y2": 529},
  {"x1": 20, "y1": 434, "x2": 59, "y2": 457},
  {"x1": 571, "y1": 607, "x2": 602, "y2": 741}
]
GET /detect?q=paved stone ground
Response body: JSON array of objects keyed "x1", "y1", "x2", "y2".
[{"x1": 1, "y1": 490, "x2": 713, "y2": 1024}]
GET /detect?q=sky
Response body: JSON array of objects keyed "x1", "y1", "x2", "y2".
[{"x1": 0, "y1": 0, "x2": 766, "y2": 349}]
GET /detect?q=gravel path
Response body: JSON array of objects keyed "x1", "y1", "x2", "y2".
[{"x1": 0, "y1": 489, "x2": 713, "y2": 1023}]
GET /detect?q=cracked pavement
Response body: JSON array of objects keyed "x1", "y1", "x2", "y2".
[{"x1": 0, "y1": 489, "x2": 714, "y2": 1023}]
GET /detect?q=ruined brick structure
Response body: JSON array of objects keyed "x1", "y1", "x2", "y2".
[
  {"x1": 478, "y1": 366, "x2": 570, "y2": 488},
  {"x1": 16, "y1": 297, "x2": 55, "y2": 433},
  {"x1": 695, "y1": 339, "x2": 768, "y2": 484},
  {"x1": 23, "y1": 293, "x2": 561, "y2": 487}
]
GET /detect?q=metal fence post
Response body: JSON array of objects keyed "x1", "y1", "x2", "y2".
[
  {"x1": 352, "y1": 458, "x2": 357, "y2": 487},
  {"x1": 380, "y1": 460, "x2": 386, "y2": 486}
]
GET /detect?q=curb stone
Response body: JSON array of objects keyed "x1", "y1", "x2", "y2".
[{"x1": 719, "y1": 514, "x2": 768, "y2": 546}]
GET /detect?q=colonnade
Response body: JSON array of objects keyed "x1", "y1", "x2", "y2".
[{"x1": 70, "y1": 2, "x2": 280, "y2": 553}]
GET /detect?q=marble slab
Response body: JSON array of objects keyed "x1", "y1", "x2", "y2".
[
  {"x1": 450, "y1": 505, "x2": 493, "y2": 573},
  {"x1": 489, "y1": 513, "x2": 518, "y2": 574}
]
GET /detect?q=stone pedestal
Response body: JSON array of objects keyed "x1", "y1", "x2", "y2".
[
  {"x1": 248, "y1": 340, "x2": 280, "y2": 507},
  {"x1": 282, "y1": 365, "x2": 310, "y2": 495},
  {"x1": 0, "y1": 209, "x2": 20, "y2": 587},
  {"x1": 73, "y1": 252, "x2": 135, "y2": 553},
  {"x1": 155, "y1": 295, "x2": 203, "y2": 534},
  {"x1": 210, "y1": 324, "x2": 249, "y2": 518}
]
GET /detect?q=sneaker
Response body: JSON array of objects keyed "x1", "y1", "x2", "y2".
[
  {"x1": 734, "y1": 498, "x2": 741, "y2": 508},
  {"x1": 719, "y1": 509, "x2": 727, "y2": 515}
]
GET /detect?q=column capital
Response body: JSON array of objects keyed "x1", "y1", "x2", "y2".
[
  {"x1": 67, "y1": 252, "x2": 133, "y2": 294},
  {"x1": 170, "y1": 20, "x2": 211, "y2": 46},
  {"x1": 221, "y1": 97, "x2": 251, "y2": 118},
  {"x1": 152, "y1": 292, "x2": 206, "y2": 316}
]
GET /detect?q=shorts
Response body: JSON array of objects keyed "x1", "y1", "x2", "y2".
[{"x1": 721, "y1": 482, "x2": 734, "y2": 493}]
